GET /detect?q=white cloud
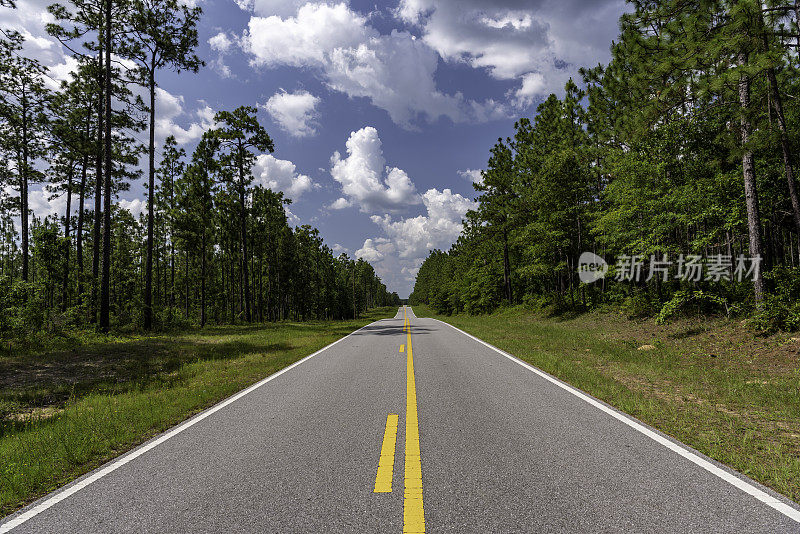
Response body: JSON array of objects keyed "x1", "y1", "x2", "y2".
[
  {"x1": 211, "y1": 56, "x2": 233, "y2": 78},
  {"x1": 356, "y1": 237, "x2": 395, "y2": 262},
  {"x1": 208, "y1": 31, "x2": 235, "y2": 77},
  {"x1": 264, "y1": 90, "x2": 320, "y2": 137},
  {"x1": 330, "y1": 126, "x2": 420, "y2": 214},
  {"x1": 371, "y1": 188, "x2": 473, "y2": 259},
  {"x1": 0, "y1": 0, "x2": 82, "y2": 89},
  {"x1": 235, "y1": 0, "x2": 308, "y2": 17},
  {"x1": 458, "y1": 169, "x2": 483, "y2": 185},
  {"x1": 118, "y1": 198, "x2": 146, "y2": 219},
  {"x1": 253, "y1": 154, "x2": 314, "y2": 200},
  {"x1": 209, "y1": 32, "x2": 234, "y2": 53},
  {"x1": 397, "y1": 0, "x2": 625, "y2": 102},
  {"x1": 358, "y1": 187, "x2": 474, "y2": 297},
  {"x1": 242, "y1": 2, "x2": 508, "y2": 127},
  {"x1": 328, "y1": 197, "x2": 351, "y2": 210},
  {"x1": 284, "y1": 205, "x2": 301, "y2": 224},
  {"x1": 28, "y1": 186, "x2": 68, "y2": 220},
  {"x1": 154, "y1": 88, "x2": 216, "y2": 145},
  {"x1": 244, "y1": 3, "x2": 370, "y2": 68},
  {"x1": 331, "y1": 243, "x2": 349, "y2": 255}
]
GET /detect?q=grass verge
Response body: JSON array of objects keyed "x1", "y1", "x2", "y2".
[
  {"x1": 0, "y1": 308, "x2": 395, "y2": 516},
  {"x1": 414, "y1": 304, "x2": 800, "y2": 504}
]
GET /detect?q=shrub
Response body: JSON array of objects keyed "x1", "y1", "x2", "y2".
[{"x1": 656, "y1": 289, "x2": 729, "y2": 324}]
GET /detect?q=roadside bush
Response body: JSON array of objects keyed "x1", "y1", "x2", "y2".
[
  {"x1": 656, "y1": 289, "x2": 729, "y2": 324},
  {"x1": 748, "y1": 267, "x2": 800, "y2": 332},
  {"x1": 622, "y1": 289, "x2": 658, "y2": 318}
]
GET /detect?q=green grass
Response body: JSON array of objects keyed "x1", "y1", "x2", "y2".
[
  {"x1": 0, "y1": 308, "x2": 395, "y2": 516},
  {"x1": 414, "y1": 304, "x2": 800, "y2": 504}
]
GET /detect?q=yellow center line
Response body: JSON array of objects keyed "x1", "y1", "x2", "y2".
[
  {"x1": 404, "y1": 309, "x2": 425, "y2": 533},
  {"x1": 374, "y1": 414, "x2": 399, "y2": 493},
  {"x1": 400, "y1": 345, "x2": 405, "y2": 353}
]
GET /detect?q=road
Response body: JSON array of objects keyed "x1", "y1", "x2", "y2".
[{"x1": 2, "y1": 306, "x2": 799, "y2": 533}]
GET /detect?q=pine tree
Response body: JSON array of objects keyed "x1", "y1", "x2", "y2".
[
  {"x1": 210, "y1": 106, "x2": 274, "y2": 323},
  {"x1": 121, "y1": 0, "x2": 203, "y2": 329},
  {"x1": 0, "y1": 31, "x2": 51, "y2": 286}
]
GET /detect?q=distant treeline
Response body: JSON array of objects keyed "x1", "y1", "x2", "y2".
[
  {"x1": 0, "y1": 0, "x2": 399, "y2": 335},
  {"x1": 411, "y1": 1, "x2": 800, "y2": 330}
]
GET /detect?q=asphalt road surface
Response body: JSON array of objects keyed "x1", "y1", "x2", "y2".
[{"x1": 3, "y1": 307, "x2": 799, "y2": 533}]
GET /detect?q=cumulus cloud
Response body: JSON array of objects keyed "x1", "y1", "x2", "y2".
[
  {"x1": 396, "y1": 0, "x2": 625, "y2": 103},
  {"x1": 328, "y1": 197, "x2": 351, "y2": 210},
  {"x1": 371, "y1": 188, "x2": 473, "y2": 259},
  {"x1": 264, "y1": 90, "x2": 321, "y2": 137},
  {"x1": 241, "y1": 2, "x2": 508, "y2": 127},
  {"x1": 244, "y1": 3, "x2": 370, "y2": 68},
  {"x1": 0, "y1": 3, "x2": 207, "y2": 146},
  {"x1": 209, "y1": 32, "x2": 234, "y2": 53},
  {"x1": 236, "y1": 0, "x2": 309, "y2": 17},
  {"x1": 356, "y1": 237, "x2": 395, "y2": 263},
  {"x1": 284, "y1": 205, "x2": 301, "y2": 224},
  {"x1": 0, "y1": 0, "x2": 84, "y2": 88},
  {"x1": 331, "y1": 243, "x2": 349, "y2": 255},
  {"x1": 208, "y1": 31, "x2": 235, "y2": 77},
  {"x1": 118, "y1": 198, "x2": 146, "y2": 219},
  {"x1": 458, "y1": 169, "x2": 483, "y2": 185},
  {"x1": 252, "y1": 154, "x2": 314, "y2": 200},
  {"x1": 328, "y1": 127, "x2": 474, "y2": 294},
  {"x1": 330, "y1": 126, "x2": 420, "y2": 214},
  {"x1": 28, "y1": 186, "x2": 69, "y2": 220},
  {"x1": 154, "y1": 88, "x2": 216, "y2": 145},
  {"x1": 358, "y1": 187, "x2": 474, "y2": 297}
]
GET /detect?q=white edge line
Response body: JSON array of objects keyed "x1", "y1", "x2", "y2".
[
  {"x1": 0, "y1": 319, "x2": 386, "y2": 533},
  {"x1": 430, "y1": 317, "x2": 800, "y2": 524}
]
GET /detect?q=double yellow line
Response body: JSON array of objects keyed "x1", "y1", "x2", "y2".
[
  {"x1": 403, "y1": 306, "x2": 425, "y2": 533},
  {"x1": 374, "y1": 306, "x2": 425, "y2": 533}
]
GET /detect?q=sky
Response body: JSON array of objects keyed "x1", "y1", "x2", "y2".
[{"x1": 2, "y1": 0, "x2": 627, "y2": 298}]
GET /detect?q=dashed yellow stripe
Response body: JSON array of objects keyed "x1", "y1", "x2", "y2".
[
  {"x1": 400, "y1": 344, "x2": 405, "y2": 353},
  {"x1": 404, "y1": 315, "x2": 425, "y2": 533},
  {"x1": 374, "y1": 414, "x2": 399, "y2": 493}
]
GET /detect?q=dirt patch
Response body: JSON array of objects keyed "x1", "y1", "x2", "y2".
[{"x1": 6, "y1": 405, "x2": 64, "y2": 423}]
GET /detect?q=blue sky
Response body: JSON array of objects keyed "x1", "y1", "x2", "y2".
[{"x1": 2, "y1": 0, "x2": 627, "y2": 297}]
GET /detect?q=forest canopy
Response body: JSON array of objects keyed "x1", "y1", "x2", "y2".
[
  {"x1": 410, "y1": 0, "x2": 800, "y2": 331},
  {"x1": 0, "y1": 0, "x2": 399, "y2": 336}
]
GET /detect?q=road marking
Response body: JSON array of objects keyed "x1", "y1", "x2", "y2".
[
  {"x1": 431, "y1": 317, "x2": 800, "y2": 525},
  {"x1": 404, "y1": 317, "x2": 425, "y2": 533},
  {"x1": 374, "y1": 414, "x2": 399, "y2": 493},
  {"x1": 0, "y1": 321, "x2": 384, "y2": 534},
  {"x1": 400, "y1": 345, "x2": 405, "y2": 353}
]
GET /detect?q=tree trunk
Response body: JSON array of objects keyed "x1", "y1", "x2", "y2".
[
  {"x1": 144, "y1": 71, "x2": 156, "y2": 329},
  {"x1": 169, "y1": 170, "x2": 175, "y2": 308},
  {"x1": 738, "y1": 54, "x2": 765, "y2": 304},
  {"x1": 20, "y1": 94, "x2": 29, "y2": 285},
  {"x1": 201, "y1": 227, "x2": 206, "y2": 327},
  {"x1": 77, "y1": 153, "x2": 88, "y2": 306},
  {"x1": 99, "y1": 0, "x2": 112, "y2": 331},
  {"x1": 237, "y1": 151, "x2": 251, "y2": 322},
  {"x1": 764, "y1": 66, "x2": 800, "y2": 259},
  {"x1": 92, "y1": 50, "x2": 103, "y2": 323},
  {"x1": 185, "y1": 249, "x2": 190, "y2": 318},
  {"x1": 230, "y1": 259, "x2": 235, "y2": 321},
  {"x1": 502, "y1": 226, "x2": 512, "y2": 304},
  {"x1": 62, "y1": 164, "x2": 74, "y2": 311}
]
